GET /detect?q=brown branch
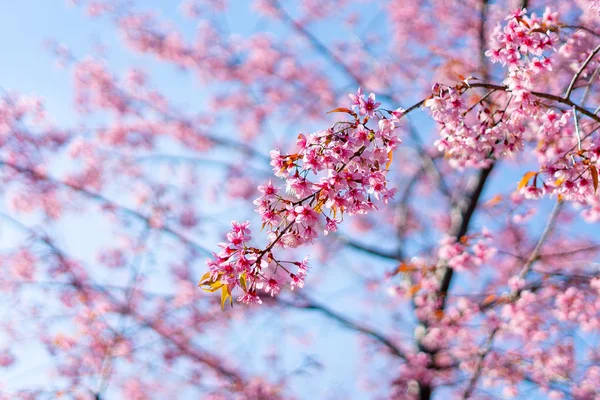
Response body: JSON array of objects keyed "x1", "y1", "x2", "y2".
[
  {"x1": 479, "y1": 0, "x2": 490, "y2": 82},
  {"x1": 418, "y1": 6, "x2": 493, "y2": 395},
  {"x1": 562, "y1": 25, "x2": 600, "y2": 39},
  {"x1": 463, "y1": 82, "x2": 600, "y2": 124},
  {"x1": 439, "y1": 163, "x2": 495, "y2": 311}
]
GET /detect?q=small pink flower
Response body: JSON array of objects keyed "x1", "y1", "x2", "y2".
[
  {"x1": 237, "y1": 292, "x2": 263, "y2": 305},
  {"x1": 359, "y1": 93, "x2": 381, "y2": 117},
  {"x1": 264, "y1": 279, "x2": 280, "y2": 297},
  {"x1": 290, "y1": 274, "x2": 304, "y2": 290}
]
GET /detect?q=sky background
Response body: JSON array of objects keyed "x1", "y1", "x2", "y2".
[{"x1": 0, "y1": 2, "x2": 596, "y2": 399}]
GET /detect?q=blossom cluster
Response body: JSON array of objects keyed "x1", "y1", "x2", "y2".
[
  {"x1": 426, "y1": 83, "x2": 501, "y2": 169},
  {"x1": 427, "y1": 8, "x2": 560, "y2": 169},
  {"x1": 426, "y1": 7, "x2": 600, "y2": 225},
  {"x1": 437, "y1": 231, "x2": 496, "y2": 273},
  {"x1": 486, "y1": 8, "x2": 558, "y2": 99},
  {"x1": 202, "y1": 90, "x2": 402, "y2": 305}
]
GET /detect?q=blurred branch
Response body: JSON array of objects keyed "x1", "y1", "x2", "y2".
[
  {"x1": 133, "y1": 153, "x2": 271, "y2": 175},
  {"x1": 0, "y1": 212, "x2": 248, "y2": 389},
  {"x1": 269, "y1": 0, "x2": 396, "y2": 103},
  {"x1": 439, "y1": 163, "x2": 495, "y2": 311},
  {"x1": 338, "y1": 236, "x2": 403, "y2": 260},
  {"x1": 269, "y1": 1, "x2": 363, "y2": 87},
  {"x1": 278, "y1": 294, "x2": 407, "y2": 360},
  {"x1": 406, "y1": 123, "x2": 455, "y2": 205},
  {"x1": 0, "y1": 159, "x2": 212, "y2": 256},
  {"x1": 562, "y1": 25, "x2": 600, "y2": 39}
]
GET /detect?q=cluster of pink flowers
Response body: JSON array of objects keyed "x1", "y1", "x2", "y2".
[
  {"x1": 203, "y1": 90, "x2": 402, "y2": 305},
  {"x1": 477, "y1": 10, "x2": 600, "y2": 220},
  {"x1": 486, "y1": 8, "x2": 558, "y2": 99},
  {"x1": 399, "y1": 231, "x2": 495, "y2": 321},
  {"x1": 425, "y1": 7, "x2": 600, "y2": 227},
  {"x1": 427, "y1": 8, "x2": 560, "y2": 169},
  {"x1": 437, "y1": 230, "x2": 496, "y2": 273},
  {"x1": 426, "y1": 83, "x2": 502, "y2": 169},
  {"x1": 559, "y1": 28, "x2": 599, "y2": 79},
  {"x1": 516, "y1": 108, "x2": 600, "y2": 217}
]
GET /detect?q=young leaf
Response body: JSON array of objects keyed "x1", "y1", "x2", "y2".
[
  {"x1": 517, "y1": 171, "x2": 537, "y2": 190},
  {"x1": 482, "y1": 294, "x2": 496, "y2": 306},
  {"x1": 386, "y1": 150, "x2": 393, "y2": 170},
  {"x1": 433, "y1": 310, "x2": 445, "y2": 321},
  {"x1": 326, "y1": 107, "x2": 354, "y2": 115},
  {"x1": 407, "y1": 283, "x2": 422, "y2": 298},
  {"x1": 220, "y1": 286, "x2": 231, "y2": 310},
  {"x1": 591, "y1": 165, "x2": 599, "y2": 194},
  {"x1": 483, "y1": 194, "x2": 502, "y2": 207},
  {"x1": 200, "y1": 280, "x2": 224, "y2": 293},
  {"x1": 393, "y1": 263, "x2": 415, "y2": 275},
  {"x1": 197, "y1": 271, "x2": 212, "y2": 286},
  {"x1": 240, "y1": 273, "x2": 247, "y2": 292}
]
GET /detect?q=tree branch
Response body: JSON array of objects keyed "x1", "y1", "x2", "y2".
[
  {"x1": 278, "y1": 294, "x2": 407, "y2": 360},
  {"x1": 0, "y1": 159, "x2": 212, "y2": 256},
  {"x1": 565, "y1": 43, "x2": 600, "y2": 100},
  {"x1": 338, "y1": 236, "x2": 403, "y2": 260}
]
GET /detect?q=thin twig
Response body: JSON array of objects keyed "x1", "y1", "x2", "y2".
[{"x1": 565, "y1": 43, "x2": 600, "y2": 100}]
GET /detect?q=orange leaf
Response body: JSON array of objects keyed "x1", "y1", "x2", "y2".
[
  {"x1": 393, "y1": 263, "x2": 415, "y2": 275},
  {"x1": 517, "y1": 171, "x2": 537, "y2": 190},
  {"x1": 386, "y1": 150, "x2": 393, "y2": 170},
  {"x1": 326, "y1": 107, "x2": 353, "y2": 115},
  {"x1": 407, "y1": 283, "x2": 422, "y2": 297},
  {"x1": 591, "y1": 165, "x2": 599, "y2": 194},
  {"x1": 484, "y1": 194, "x2": 502, "y2": 207},
  {"x1": 482, "y1": 294, "x2": 496, "y2": 306}
]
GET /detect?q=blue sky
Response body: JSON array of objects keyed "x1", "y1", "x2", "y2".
[{"x1": 0, "y1": 2, "x2": 598, "y2": 399}]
